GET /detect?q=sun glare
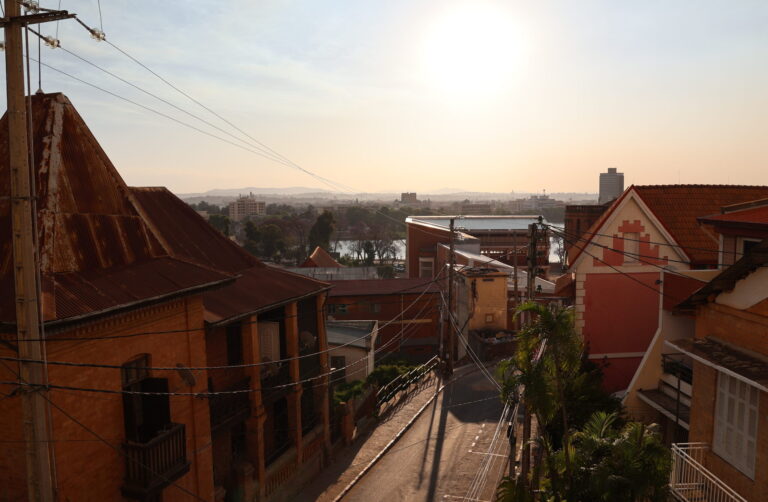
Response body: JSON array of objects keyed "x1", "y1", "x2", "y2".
[{"x1": 421, "y1": 3, "x2": 525, "y2": 99}]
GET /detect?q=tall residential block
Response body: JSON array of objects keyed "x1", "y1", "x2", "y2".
[
  {"x1": 598, "y1": 167, "x2": 624, "y2": 204},
  {"x1": 228, "y1": 193, "x2": 266, "y2": 222}
]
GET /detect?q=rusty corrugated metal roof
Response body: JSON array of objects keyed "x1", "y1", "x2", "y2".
[
  {"x1": 128, "y1": 186, "x2": 330, "y2": 323},
  {"x1": 1, "y1": 93, "x2": 232, "y2": 326}
]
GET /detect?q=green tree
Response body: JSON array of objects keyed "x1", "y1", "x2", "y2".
[
  {"x1": 208, "y1": 214, "x2": 229, "y2": 236},
  {"x1": 497, "y1": 302, "x2": 584, "y2": 493},
  {"x1": 556, "y1": 412, "x2": 671, "y2": 502},
  {"x1": 259, "y1": 223, "x2": 285, "y2": 260},
  {"x1": 309, "y1": 211, "x2": 335, "y2": 251}
]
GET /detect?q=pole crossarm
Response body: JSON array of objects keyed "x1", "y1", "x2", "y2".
[{"x1": 0, "y1": 10, "x2": 75, "y2": 27}]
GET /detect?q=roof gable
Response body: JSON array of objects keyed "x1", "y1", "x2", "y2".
[{"x1": 0, "y1": 93, "x2": 231, "y2": 325}]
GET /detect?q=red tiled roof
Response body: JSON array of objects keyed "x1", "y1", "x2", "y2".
[
  {"x1": 328, "y1": 278, "x2": 440, "y2": 297},
  {"x1": 301, "y1": 246, "x2": 343, "y2": 268},
  {"x1": 0, "y1": 94, "x2": 232, "y2": 326},
  {"x1": 699, "y1": 205, "x2": 768, "y2": 225},
  {"x1": 635, "y1": 185, "x2": 768, "y2": 265},
  {"x1": 569, "y1": 185, "x2": 768, "y2": 267}
]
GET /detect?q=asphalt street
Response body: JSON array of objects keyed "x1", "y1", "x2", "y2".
[{"x1": 342, "y1": 365, "x2": 509, "y2": 502}]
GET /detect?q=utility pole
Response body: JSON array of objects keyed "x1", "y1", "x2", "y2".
[
  {"x1": 3, "y1": 3, "x2": 75, "y2": 501},
  {"x1": 445, "y1": 217, "x2": 455, "y2": 376},
  {"x1": 519, "y1": 217, "x2": 540, "y2": 484}
]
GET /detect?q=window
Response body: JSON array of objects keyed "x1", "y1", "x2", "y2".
[
  {"x1": 742, "y1": 239, "x2": 760, "y2": 257},
  {"x1": 122, "y1": 354, "x2": 150, "y2": 387},
  {"x1": 623, "y1": 232, "x2": 639, "y2": 263},
  {"x1": 121, "y1": 355, "x2": 171, "y2": 443},
  {"x1": 328, "y1": 303, "x2": 347, "y2": 315},
  {"x1": 419, "y1": 258, "x2": 434, "y2": 279},
  {"x1": 226, "y1": 324, "x2": 243, "y2": 365},
  {"x1": 713, "y1": 372, "x2": 759, "y2": 478}
]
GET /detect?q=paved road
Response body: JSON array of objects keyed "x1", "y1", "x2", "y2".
[{"x1": 342, "y1": 365, "x2": 509, "y2": 502}]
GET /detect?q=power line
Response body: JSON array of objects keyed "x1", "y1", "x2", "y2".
[
  {"x1": 548, "y1": 222, "x2": 762, "y2": 258},
  {"x1": 1, "y1": 272, "x2": 444, "y2": 343},
  {"x1": 0, "y1": 358, "x2": 209, "y2": 502},
  {"x1": 0, "y1": 302, "x2": 439, "y2": 398},
  {"x1": 0, "y1": 272, "x2": 444, "y2": 372}
]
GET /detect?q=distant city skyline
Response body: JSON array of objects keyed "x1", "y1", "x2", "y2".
[{"x1": 2, "y1": 0, "x2": 766, "y2": 194}]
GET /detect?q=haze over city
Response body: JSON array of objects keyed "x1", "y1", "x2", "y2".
[{"x1": 2, "y1": 0, "x2": 766, "y2": 194}]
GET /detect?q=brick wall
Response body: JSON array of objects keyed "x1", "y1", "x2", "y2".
[
  {"x1": 0, "y1": 296, "x2": 215, "y2": 502},
  {"x1": 688, "y1": 302, "x2": 768, "y2": 501}
]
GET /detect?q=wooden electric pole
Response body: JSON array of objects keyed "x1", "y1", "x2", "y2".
[
  {"x1": 445, "y1": 217, "x2": 456, "y2": 376},
  {"x1": 3, "y1": 3, "x2": 75, "y2": 500}
]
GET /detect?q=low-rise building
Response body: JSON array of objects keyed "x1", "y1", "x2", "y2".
[
  {"x1": 405, "y1": 215, "x2": 548, "y2": 277},
  {"x1": 327, "y1": 320, "x2": 379, "y2": 384},
  {"x1": 667, "y1": 237, "x2": 768, "y2": 502},
  {"x1": 326, "y1": 278, "x2": 441, "y2": 362},
  {"x1": 566, "y1": 185, "x2": 768, "y2": 392},
  {"x1": 0, "y1": 93, "x2": 334, "y2": 502}
]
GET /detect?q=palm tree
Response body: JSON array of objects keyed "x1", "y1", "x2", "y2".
[
  {"x1": 559, "y1": 411, "x2": 671, "y2": 502},
  {"x1": 497, "y1": 302, "x2": 583, "y2": 493}
]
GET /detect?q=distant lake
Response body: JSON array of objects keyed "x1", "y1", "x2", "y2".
[
  {"x1": 330, "y1": 237, "x2": 561, "y2": 264},
  {"x1": 331, "y1": 239, "x2": 406, "y2": 261}
]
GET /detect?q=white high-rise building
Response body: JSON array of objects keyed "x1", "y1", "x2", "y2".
[
  {"x1": 228, "y1": 193, "x2": 266, "y2": 222},
  {"x1": 599, "y1": 167, "x2": 624, "y2": 204}
]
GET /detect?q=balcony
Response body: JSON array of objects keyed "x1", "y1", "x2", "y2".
[
  {"x1": 209, "y1": 377, "x2": 251, "y2": 431},
  {"x1": 122, "y1": 423, "x2": 190, "y2": 500},
  {"x1": 670, "y1": 443, "x2": 747, "y2": 502},
  {"x1": 637, "y1": 353, "x2": 693, "y2": 430},
  {"x1": 262, "y1": 362, "x2": 291, "y2": 401}
]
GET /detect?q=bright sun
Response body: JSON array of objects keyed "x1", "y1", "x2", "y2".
[{"x1": 421, "y1": 3, "x2": 524, "y2": 98}]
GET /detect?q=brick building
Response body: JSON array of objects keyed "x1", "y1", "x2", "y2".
[
  {"x1": 563, "y1": 201, "x2": 611, "y2": 256},
  {"x1": 0, "y1": 93, "x2": 332, "y2": 501},
  {"x1": 668, "y1": 237, "x2": 768, "y2": 501},
  {"x1": 405, "y1": 215, "x2": 548, "y2": 279},
  {"x1": 326, "y1": 279, "x2": 441, "y2": 362},
  {"x1": 566, "y1": 185, "x2": 768, "y2": 392}
]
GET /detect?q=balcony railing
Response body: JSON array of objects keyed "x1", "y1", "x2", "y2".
[
  {"x1": 662, "y1": 353, "x2": 693, "y2": 384},
  {"x1": 209, "y1": 377, "x2": 251, "y2": 431},
  {"x1": 122, "y1": 423, "x2": 190, "y2": 500},
  {"x1": 670, "y1": 443, "x2": 747, "y2": 502}
]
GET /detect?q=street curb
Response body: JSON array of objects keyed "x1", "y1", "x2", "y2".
[{"x1": 331, "y1": 378, "x2": 447, "y2": 502}]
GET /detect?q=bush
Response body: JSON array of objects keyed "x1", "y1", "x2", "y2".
[
  {"x1": 365, "y1": 362, "x2": 415, "y2": 388},
  {"x1": 333, "y1": 380, "x2": 366, "y2": 406}
]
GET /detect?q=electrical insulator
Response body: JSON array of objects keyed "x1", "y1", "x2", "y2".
[
  {"x1": 89, "y1": 28, "x2": 106, "y2": 41},
  {"x1": 44, "y1": 36, "x2": 60, "y2": 49},
  {"x1": 22, "y1": 1, "x2": 40, "y2": 14}
]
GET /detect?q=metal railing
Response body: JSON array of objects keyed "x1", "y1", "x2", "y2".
[
  {"x1": 662, "y1": 353, "x2": 693, "y2": 384},
  {"x1": 670, "y1": 443, "x2": 747, "y2": 502},
  {"x1": 375, "y1": 356, "x2": 439, "y2": 410}
]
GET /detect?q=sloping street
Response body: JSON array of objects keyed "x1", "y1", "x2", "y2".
[{"x1": 341, "y1": 365, "x2": 508, "y2": 502}]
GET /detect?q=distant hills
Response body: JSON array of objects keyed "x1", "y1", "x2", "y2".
[{"x1": 177, "y1": 187, "x2": 598, "y2": 205}]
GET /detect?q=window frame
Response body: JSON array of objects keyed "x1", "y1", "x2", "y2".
[
  {"x1": 418, "y1": 257, "x2": 434, "y2": 279},
  {"x1": 712, "y1": 371, "x2": 759, "y2": 478}
]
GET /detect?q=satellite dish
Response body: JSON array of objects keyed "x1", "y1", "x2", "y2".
[{"x1": 175, "y1": 364, "x2": 196, "y2": 387}]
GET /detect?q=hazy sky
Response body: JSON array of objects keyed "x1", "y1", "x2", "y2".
[{"x1": 3, "y1": 0, "x2": 768, "y2": 194}]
